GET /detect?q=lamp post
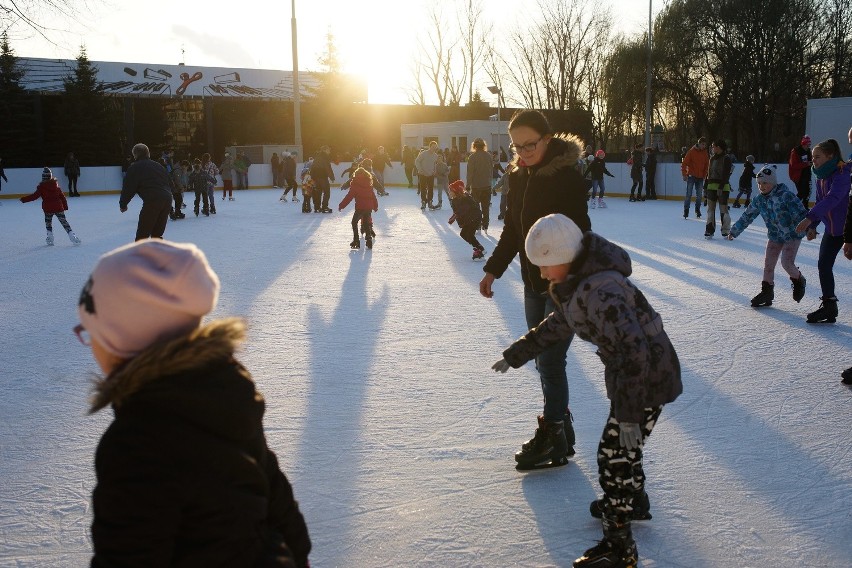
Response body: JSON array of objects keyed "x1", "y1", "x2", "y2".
[
  {"x1": 487, "y1": 85, "x2": 501, "y2": 155},
  {"x1": 291, "y1": 0, "x2": 302, "y2": 157},
  {"x1": 644, "y1": 0, "x2": 652, "y2": 149}
]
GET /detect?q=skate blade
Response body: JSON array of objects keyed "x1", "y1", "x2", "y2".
[{"x1": 515, "y1": 454, "x2": 570, "y2": 471}]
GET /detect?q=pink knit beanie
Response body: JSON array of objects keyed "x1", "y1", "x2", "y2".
[{"x1": 78, "y1": 240, "x2": 220, "y2": 358}]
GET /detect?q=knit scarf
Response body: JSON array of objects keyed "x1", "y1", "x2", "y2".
[{"x1": 812, "y1": 157, "x2": 840, "y2": 180}]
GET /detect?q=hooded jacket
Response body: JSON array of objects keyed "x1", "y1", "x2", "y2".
[
  {"x1": 20, "y1": 179, "x2": 68, "y2": 213},
  {"x1": 681, "y1": 144, "x2": 710, "y2": 179},
  {"x1": 805, "y1": 161, "x2": 851, "y2": 237},
  {"x1": 483, "y1": 134, "x2": 591, "y2": 294},
  {"x1": 338, "y1": 171, "x2": 378, "y2": 212},
  {"x1": 729, "y1": 183, "x2": 806, "y2": 242},
  {"x1": 503, "y1": 233, "x2": 682, "y2": 423},
  {"x1": 89, "y1": 319, "x2": 311, "y2": 568}
]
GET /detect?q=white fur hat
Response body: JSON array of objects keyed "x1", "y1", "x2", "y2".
[
  {"x1": 78, "y1": 240, "x2": 220, "y2": 358},
  {"x1": 525, "y1": 214, "x2": 584, "y2": 267}
]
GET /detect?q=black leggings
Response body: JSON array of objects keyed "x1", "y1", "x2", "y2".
[{"x1": 459, "y1": 224, "x2": 484, "y2": 250}]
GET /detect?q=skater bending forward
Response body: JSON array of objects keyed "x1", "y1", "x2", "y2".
[
  {"x1": 447, "y1": 180, "x2": 486, "y2": 260},
  {"x1": 493, "y1": 214, "x2": 682, "y2": 568}
]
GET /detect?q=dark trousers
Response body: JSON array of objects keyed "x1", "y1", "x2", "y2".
[
  {"x1": 419, "y1": 175, "x2": 434, "y2": 205},
  {"x1": 645, "y1": 171, "x2": 656, "y2": 197},
  {"x1": 472, "y1": 188, "x2": 492, "y2": 229},
  {"x1": 136, "y1": 198, "x2": 171, "y2": 240},
  {"x1": 351, "y1": 210, "x2": 373, "y2": 241},
  {"x1": 194, "y1": 190, "x2": 209, "y2": 213},
  {"x1": 459, "y1": 224, "x2": 484, "y2": 250},
  {"x1": 314, "y1": 177, "x2": 331, "y2": 210},
  {"x1": 284, "y1": 176, "x2": 297, "y2": 196},
  {"x1": 630, "y1": 175, "x2": 643, "y2": 198},
  {"x1": 817, "y1": 233, "x2": 844, "y2": 298},
  {"x1": 404, "y1": 164, "x2": 415, "y2": 187},
  {"x1": 67, "y1": 176, "x2": 79, "y2": 194},
  {"x1": 172, "y1": 192, "x2": 183, "y2": 213},
  {"x1": 795, "y1": 176, "x2": 811, "y2": 210},
  {"x1": 597, "y1": 405, "x2": 664, "y2": 523}
]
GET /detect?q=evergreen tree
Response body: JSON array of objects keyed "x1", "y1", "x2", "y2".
[
  {"x1": 0, "y1": 32, "x2": 38, "y2": 166},
  {"x1": 55, "y1": 46, "x2": 122, "y2": 165}
]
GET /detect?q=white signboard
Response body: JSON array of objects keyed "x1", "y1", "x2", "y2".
[{"x1": 17, "y1": 57, "x2": 366, "y2": 101}]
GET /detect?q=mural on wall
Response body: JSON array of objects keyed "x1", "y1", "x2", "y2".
[{"x1": 17, "y1": 58, "x2": 367, "y2": 101}]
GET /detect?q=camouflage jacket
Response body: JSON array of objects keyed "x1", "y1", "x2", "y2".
[{"x1": 503, "y1": 232, "x2": 683, "y2": 423}]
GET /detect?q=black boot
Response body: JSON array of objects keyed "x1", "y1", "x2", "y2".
[
  {"x1": 841, "y1": 367, "x2": 852, "y2": 386},
  {"x1": 574, "y1": 519, "x2": 637, "y2": 568},
  {"x1": 350, "y1": 237, "x2": 360, "y2": 249},
  {"x1": 791, "y1": 273, "x2": 806, "y2": 303},
  {"x1": 751, "y1": 281, "x2": 774, "y2": 307},
  {"x1": 590, "y1": 491, "x2": 652, "y2": 521},
  {"x1": 515, "y1": 416, "x2": 570, "y2": 470},
  {"x1": 564, "y1": 409, "x2": 576, "y2": 457},
  {"x1": 806, "y1": 296, "x2": 838, "y2": 323}
]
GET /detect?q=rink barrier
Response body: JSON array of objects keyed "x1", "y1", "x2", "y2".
[{"x1": 0, "y1": 162, "x2": 802, "y2": 203}]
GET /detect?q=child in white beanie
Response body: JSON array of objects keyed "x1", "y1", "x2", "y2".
[
  {"x1": 20, "y1": 167, "x2": 81, "y2": 245},
  {"x1": 77, "y1": 240, "x2": 311, "y2": 567},
  {"x1": 491, "y1": 213, "x2": 682, "y2": 568},
  {"x1": 727, "y1": 164, "x2": 808, "y2": 308}
]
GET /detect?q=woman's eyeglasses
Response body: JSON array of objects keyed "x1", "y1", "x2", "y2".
[
  {"x1": 73, "y1": 324, "x2": 91, "y2": 346},
  {"x1": 509, "y1": 137, "x2": 543, "y2": 155}
]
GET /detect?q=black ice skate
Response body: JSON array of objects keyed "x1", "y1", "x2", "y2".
[
  {"x1": 472, "y1": 247, "x2": 485, "y2": 261},
  {"x1": 841, "y1": 367, "x2": 852, "y2": 386},
  {"x1": 806, "y1": 296, "x2": 838, "y2": 323},
  {"x1": 791, "y1": 273, "x2": 806, "y2": 303},
  {"x1": 573, "y1": 520, "x2": 637, "y2": 568},
  {"x1": 366, "y1": 236, "x2": 373, "y2": 249},
  {"x1": 750, "y1": 281, "x2": 774, "y2": 307},
  {"x1": 515, "y1": 416, "x2": 570, "y2": 471},
  {"x1": 590, "y1": 491, "x2": 652, "y2": 521},
  {"x1": 350, "y1": 238, "x2": 360, "y2": 250}
]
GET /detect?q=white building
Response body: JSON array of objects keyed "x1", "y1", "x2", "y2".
[{"x1": 401, "y1": 120, "x2": 511, "y2": 155}]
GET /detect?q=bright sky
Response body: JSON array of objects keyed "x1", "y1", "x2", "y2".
[{"x1": 12, "y1": 0, "x2": 663, "y2": 104}]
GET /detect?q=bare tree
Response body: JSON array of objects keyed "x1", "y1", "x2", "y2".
[
  {"x1": 458, "y1": 0, "x2": 487, "y2": 104},
  {"x1": 1, "y1": 0, "x2": 90, "y2": 41}
]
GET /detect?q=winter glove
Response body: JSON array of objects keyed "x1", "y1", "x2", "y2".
[
  {"x1": 491, "y1": 358, "x2": 511, "y2": 373},
  {"x1": 619, "y1": 422, "x2": 641, "y2": 450},
  {"x1": 448, "y1": 214, "x2": 456, "y2": 224}
]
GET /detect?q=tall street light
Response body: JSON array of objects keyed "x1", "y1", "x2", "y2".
[
  {"x1": 488, "y1": 85, "x2": 501, "y2": 154},
  {"x1": 292, "y1": 0, "x2": 302, "y2": 157},
  {"x1": 644, "y1": 0, "x2": 653, "y2": 149}
]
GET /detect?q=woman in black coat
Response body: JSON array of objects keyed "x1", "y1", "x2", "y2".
[{"x1": 478, "y1": 109, "x2": 591, "y2": 469}]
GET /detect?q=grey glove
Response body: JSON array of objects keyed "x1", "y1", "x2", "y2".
[
  {"x1": 619, "y1": 422, "x2": 642, "y2": 450},
  {"x1": 492, "y1": 359, "x2": 511, "y2": 373}
]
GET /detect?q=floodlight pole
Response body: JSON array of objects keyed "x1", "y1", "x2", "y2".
[
  {"x1": 292, "y1": 0, "x2": 302, "y2": 155},
  {"x1": 488, "y1": 85, "x2": 501, "y2": 153},
  {"x1": 644, "y1": 0, "x2": 652, "y2": 149}
]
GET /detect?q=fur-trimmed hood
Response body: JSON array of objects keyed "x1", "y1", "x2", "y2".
[
  {"x1": 508, "y1": 133, "x2": 583, "y2": 175},
  {"x1": 89, "y1": 318, "x2": 247, "y2": 414}
]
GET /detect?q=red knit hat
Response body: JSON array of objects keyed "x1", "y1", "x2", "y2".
[
  {"x1": 448, "y1": 180, "x2": 465, "y2": 194},
  {"x1": 801, "y1": 135, "x2": 811, "y2": 146}
]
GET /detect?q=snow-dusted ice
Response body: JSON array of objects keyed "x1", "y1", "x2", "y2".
[{"x1": 1, "y1": 188, "x2": 850, "y2": 567}]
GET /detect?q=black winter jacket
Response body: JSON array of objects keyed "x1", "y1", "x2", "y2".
[
  {"x1": 483, "y1": 134, "x2": 591, "y2": 294},
  {"x1": 120, "y1": 158, "x2": 174, "y2": 208},
  {"x1": 450, "y1": 193, "x2": 482, "y2": 228},
  {"x1": 89, "y1": 320, "x2": 311, "y2": 568}
]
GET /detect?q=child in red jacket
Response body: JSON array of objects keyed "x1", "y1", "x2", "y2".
[
  {"x1": 20, "y1": 167, "x2": 81, "y2": 245},
  {"x1": 338, "y1": 167, "x2": 378, "y2": 249}
]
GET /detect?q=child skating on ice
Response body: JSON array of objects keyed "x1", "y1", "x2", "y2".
[
  {"x1": 727, "y1": 165, "x2": 808, "y2": 307},
  {"x1": 583, "y1": 150, "x2": 615, "y2": 209},
  {"x1": 732, "y1": 155, "x2": 755, "y2": 208},
  {"x1": 492, "y1": 213, "x2": 682, "y2": 568},
  {"x1": 20, "y1": 167, "x2": 81, "y2": 245},
  {"x1": 447, "y1": 180, "x2": 486, "y2": 260},
  {"x1": 338, "y1": 167, "x2": 378, "y2": 249},
  {"x1": 188, "y1": 160, "x2": 213, "y2": 217}
]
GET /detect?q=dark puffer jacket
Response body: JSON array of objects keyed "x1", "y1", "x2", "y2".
[
  {"x1": 89, "y1": 319, "x2": 311, "y2": 568},
  {"x1": 483, "y1": 134, "x2": 591, "y2": 294},
  {"x1": 503, "y1": 233, "x2": 682, "y2": 423}
]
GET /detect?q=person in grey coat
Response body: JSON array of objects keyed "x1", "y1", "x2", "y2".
[{"x1": 493, "y1": 213, "x2": 682, "y2": 568}]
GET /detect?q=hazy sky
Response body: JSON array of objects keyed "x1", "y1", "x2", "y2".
[{"x1": 12, "y1": 0, "x2": 664, "y2": 104}]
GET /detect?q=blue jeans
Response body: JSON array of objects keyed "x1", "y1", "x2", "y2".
[
  {"x1": 818, "y1": 233, "x2": 844, "y2": 298},
  {"x1": 524, "y1": 287, "x2": 574, "y2": 421},
  {"x1": 683, "y1": 176, "x2": 704, "y2": 214},
  {"x1": 591, "y1": 179, "x2": 606, "y2": 198}
]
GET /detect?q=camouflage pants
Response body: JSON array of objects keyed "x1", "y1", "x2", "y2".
[{"x1": 597, "y1": 404, "x2": 664, "y2": 524}]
